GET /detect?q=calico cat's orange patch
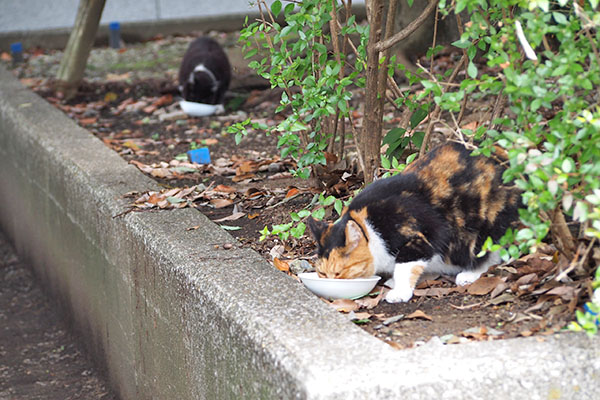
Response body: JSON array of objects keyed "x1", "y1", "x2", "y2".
[
  {"x1": 317, "y1": 241, "x2": 374, "y2": 279},
  {"x1": 316, "y1": 210, "x2": 374, "y2": 279},
  {"x1": 409, "y1": 264, "x2": 425, "y2": 288},
  {"x1": 414, "y1": 145, "x2": 464, "y2": 202}
]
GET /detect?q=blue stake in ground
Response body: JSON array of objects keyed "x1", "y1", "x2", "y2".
[
  {"x1": 187, "y1": 148, "x2": 211, "y2": 164},
  {"x1": 109, "y1": 22, "x2": 121, "y2": 49}
]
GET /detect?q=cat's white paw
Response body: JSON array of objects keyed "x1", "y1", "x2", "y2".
[
  {"x1": 455, "y1": 270, "x2": 482, "y2": 286},
  {"x1": 385, "y1": 287, "x2": 413, "y2": 303}
]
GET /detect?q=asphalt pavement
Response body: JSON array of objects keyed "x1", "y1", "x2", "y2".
[{"x1": 0, "y1": 230, "x2": 118, "y2": 400}]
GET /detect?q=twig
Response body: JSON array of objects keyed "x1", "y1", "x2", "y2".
[
  {"x1": 449, "y1": 301, "x2": 483, "y2": 310},
  {"x1": 348, "y1": 105, "x2": 367, "y2": 178},
  {"x1": 417, "y1": 54, "x2": 466, "y2": 157},
  {"x1": 489, "y1": 86, "x2": 507, "y2": 131},
  {"x1": 555, "y1": 238, "x2": 597, "y2": 281},
  {"x1": 551, "y1": 206, "x2": 577, "y2": 259},
  {"x1": 374, "y1": 0, "x2": 439, "y2": 53}
]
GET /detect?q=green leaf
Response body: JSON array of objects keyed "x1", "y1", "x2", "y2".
[
  {"x1": 322, "y1": 195, "x2": 336, "y2": 206},
  {"x1": 244, "y1": 48, "x2": 258, "y2": 59},
  {"x1": 271, "y1": 0, "x2": 282, "y2": 17},
  {"x1": 552, "y1": 11, "x2": 567, "y2": 25},
  {"x1": 515, "y1": 228, "x2": 534, "y2": 241},
  {"x1": 452, "y1": 39, "x2": 471, "y2": 49},
  {"x1": 334, "y1": 199, "x2": 343, "y2": 216},
  {"x1": 562, "y1": 158, "x2": 575, "y2": 173},
  {"x1": 259, "y1": 226, "x2": 270, "y2": 241},
  {"x1": 406, "y1": 153, "x2": 418, "y2": 164},
  {"x1": 467, "y1": 61, "x2": 478, "y2": 78},
  {"x1": 411, "y1": 131, "x2": 425, "y2": 148},
  {"x1": 410, "y1": 108, "x2": 428, "y2": 129},
  {"x1": 297, "y1": 210, "x2": 311, "y2": 218},
  {"x1": 312, "y1": 208, "x2": 326, "y2": 220},
  {"x1": 290, "y1": 222, "x2": 306, "y2": 238},
  {"x1": 381, "y1": 156, "x2": 391, "y2": 169}
]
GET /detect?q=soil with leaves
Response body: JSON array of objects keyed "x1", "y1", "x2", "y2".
[{"x1": 3, "y1": 32, "x2": 593, "y2": 350}]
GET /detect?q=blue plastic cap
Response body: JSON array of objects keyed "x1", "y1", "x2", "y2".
[
  {"x1": 10, "y1": 42, "x2": 22, "y2": 53},
  {"x1": 109, "y1": 21, "x2": 120, "y2": 31},
  {"x1": 187, "y1": 148, "x2": 211, "y2": 164}
]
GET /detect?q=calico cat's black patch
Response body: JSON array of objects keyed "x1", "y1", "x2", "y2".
[
  {"x1": 307, "y1": 141, "x2": 522, "y2": 301},
  {"x1": 178, "y1": 37, "x2": 231, "y2": 104}
]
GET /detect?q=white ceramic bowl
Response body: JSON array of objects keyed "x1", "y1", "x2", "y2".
[
  {"x1": 179, "y1": 100, "x2": 224, "y2": 117},
  {"x1": 298, "y1": 272, "x2": 381, "y2": 300}
]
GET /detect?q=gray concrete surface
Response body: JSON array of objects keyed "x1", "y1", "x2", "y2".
[
  {"x1": 0, "y1": 0, "x2": 278, "y2": 50},
  {"x1": 0, "y1": 64, "x2": 599, "y2": 399},
  {"x1": 0, "y1": 0, "x2": 273, "y2": 33}
]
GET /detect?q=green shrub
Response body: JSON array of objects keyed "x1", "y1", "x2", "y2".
[{"x1": 242, "y1": 1, "x2": 600, "y2": 310}]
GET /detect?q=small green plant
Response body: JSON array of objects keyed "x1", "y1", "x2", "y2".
[
  {"x1": 235, "y1": 0, "x2": 368, "y2": 179},
  {"x1": 259, "y1": 193, "x2": 350, "y2": 242}
]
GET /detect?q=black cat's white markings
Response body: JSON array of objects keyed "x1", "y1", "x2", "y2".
[
  {"x1": 178, "y1": 37, "x2": 231, "y2": 105},
  {"x1": 307, "y1": 141, "x2": 521, "y2": 303}
]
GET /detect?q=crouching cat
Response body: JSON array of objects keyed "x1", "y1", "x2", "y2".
[
  {"x1": 307, "y1": 141, "x2": 521, "y2": 303},
  {"x1": 178, "y1": 37, "x2": 231, "y2": 105}
]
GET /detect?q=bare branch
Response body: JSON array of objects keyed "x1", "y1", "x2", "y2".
[{"x1": 374, "y1": 0, "x2": 439, "y2": 53}]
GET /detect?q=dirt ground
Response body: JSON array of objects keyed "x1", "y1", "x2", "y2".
[
  {"x1": 2, "y1": 32, "x2": 593, "y2": 350},
  {"x1": 0, "y1": 230, "x2": 118, "y2": 400}
]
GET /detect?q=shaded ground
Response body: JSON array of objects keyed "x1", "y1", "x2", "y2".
[
  {"x1": 0, "y1": 230, "x2": 118, "y2": 400},
  {"x1": 2, "y1": 32, "x2": 593, "y2": 350}
]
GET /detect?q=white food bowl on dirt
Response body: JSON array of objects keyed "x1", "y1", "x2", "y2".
[
  {"x1": 179, "y1": 100, "x2": 224, "y2": 117},
  {"x1": 298, "y1": 272, "x2": 381, "y2": 300}
]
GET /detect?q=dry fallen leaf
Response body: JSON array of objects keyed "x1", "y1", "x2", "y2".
[
  {"x1": 515, "y1": 272, "x2": 539, "y2": 286},
  {"x1": 330, "y1": 299, "x2": 359, "y2": 313},
  {"x1": 354, "y1": 287, "x2": 385, "y2": 309},
  {"x1": 285, "y1": 187, "x2": 300, "y2": 198},
  {"x1": 78, "y1": 117, "x2": 98, "y2": 125},
  {"x1": 212, "y1": 212, "x2": 246, "y2": 222},
  {"x1": 405, "y1": 310, "x2": 432, "y2": 321},
  {"x1": 273, "y1": 258, "x2": 290, "y2": 272},
  {"x1": 352, "y1": 312, "x2": 372, "y2": 320},
  {"x1": 546, "y1": 285, "x2": 575, "y2": 300},
  {"x1": 467, "y1": 276, "x2": 504, "y2": 296},
  {"x1": 210, "y1": 198, "x2": 234, "y2": 209},
  {"x1": 237, "y1": 160, "x2": 259, "y2": 174},
  {"x1": 213, "y1": 184, "x2": 237, "y2": 194},
  {"x1": 413, "y1": 287, "x2": 457, "y2": 298}
]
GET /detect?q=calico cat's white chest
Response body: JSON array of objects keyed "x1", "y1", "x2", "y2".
[{"x1": 364, "y1": 220, "x2": 396, "y2": 274}]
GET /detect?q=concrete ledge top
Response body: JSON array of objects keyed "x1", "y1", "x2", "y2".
[{"x1": 1, "y1": 65, "x2": 599, "y2": 399}]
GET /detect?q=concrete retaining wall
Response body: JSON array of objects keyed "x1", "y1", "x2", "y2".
[{"x1": 1, "y1": 65, "x2": 599, "y2": 399}]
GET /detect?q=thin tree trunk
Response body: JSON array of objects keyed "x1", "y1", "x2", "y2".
[
  {"x1": 56, "y1": 0, "x2": 106, "y2": 98},
  {"x1": 362, "y1": 0, "x2": 385, "y2": 184}
]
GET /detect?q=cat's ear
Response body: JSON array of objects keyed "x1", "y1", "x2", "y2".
[
  {"x1": 345, "y1": 220, "x2": 363, "y2": 252},
  {"x1": 306, "y1": 217, "x2": 328, "y2": 244}
]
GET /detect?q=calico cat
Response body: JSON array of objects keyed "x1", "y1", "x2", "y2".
[
  {"x1": 307, "y1": 141, "x2": 521, "y2": 303},
  {"x1": 178, "y1": 37, "x2": 231, "y2": 105}
]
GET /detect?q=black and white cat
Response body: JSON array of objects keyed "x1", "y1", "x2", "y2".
[
  {"x1": 178, "y1": 37, "x2": 231, "y2": 105},
  {"x1": 307, "y1": 141, "x2": 521, "y2": 303}
]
